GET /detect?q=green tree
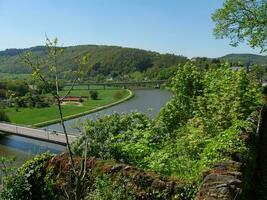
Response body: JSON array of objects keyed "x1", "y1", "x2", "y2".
[
  {"x1": 23, "y1": 37, "x2": 89, "y2": 200},
  {"x1": 250, "y1": 65, "x2": 266, "y2": 83},
  {"x1": 90, "y1": 90, "x2": 98, "y2": 100},
  {"x1": 212, "y1": 0, "x2": 267, "y2": 52},
  {"x1": 158, "y1": 62, "x2": 202, "y2": 131}
]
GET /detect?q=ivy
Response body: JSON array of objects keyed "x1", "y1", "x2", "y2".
[{"x1": 0, "y1": 153, "x2": 56, "y2": 200}]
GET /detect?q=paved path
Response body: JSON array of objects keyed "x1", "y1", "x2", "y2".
[{"x1": 0, "y1": 122, "x2": 77, "y2": 145}]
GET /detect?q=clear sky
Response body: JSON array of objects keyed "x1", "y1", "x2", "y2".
[{"x1": 0, "y1": 0, "x2": 262, "y2": 58}]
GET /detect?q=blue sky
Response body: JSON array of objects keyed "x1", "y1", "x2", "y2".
[{"x1": 0, "y1": 0, "x2": 261, "y2": 57}]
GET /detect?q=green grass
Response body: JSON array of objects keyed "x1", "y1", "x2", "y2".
[
  {"x1": 0, "y1": 73, "x2": 31, "y2": 80},
  {"x1": 5, "y1": 87, "x2": 130, "y2": 125},
  {"x1": 63, "y1": 85, "x2": 117, "y2": 91}
]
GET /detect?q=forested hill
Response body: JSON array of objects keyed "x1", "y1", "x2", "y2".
[
  {"x1": 0, "y1": 45, "x2": 188, "y2": 79},
  {"x1": 220, "y1": 53, "x2": 267, "y2": 66},
  {"x1": 1, "y1": 45, "x2": 265, "y2": 80}
]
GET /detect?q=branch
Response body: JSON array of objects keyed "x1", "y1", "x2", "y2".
[
  {"x1": 22, "y1": 54, "x2": 58, "y2": 98},
  {"x1": 60, "y1": 77, "x2": 79, "y2": 101}
]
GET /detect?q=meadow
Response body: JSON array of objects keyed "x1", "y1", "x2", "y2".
[{"x1": 5, "y1": 86, "x2": 131, "y2": 126}]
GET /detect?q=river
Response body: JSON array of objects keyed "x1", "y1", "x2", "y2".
[{"x1": 0, "y1": 89, "x2": 172, "y2": 165}]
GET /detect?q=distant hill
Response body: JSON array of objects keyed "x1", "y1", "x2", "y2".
[
  {"x1": 220, "y1": 53, "x2": 267, "y2": 66},
  {"x1": 0, "y1": 45, "x2": 188, "y2": 79},
  {"x1": 1, "y1": 45, "x2": 265, "y2": 81}
]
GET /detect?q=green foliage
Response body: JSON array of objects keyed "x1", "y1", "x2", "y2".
[
  {"x1": 0, "y1": 80, "x2": 51, "y2": 109},
  {"x1": 212, "y1": 0, "x2": 267, "y2": 52},
  {"x1": 0, "y1": 108, "x2": 9, "y2": 122},
  {"x1": 221, "y1": 53, "x2": 267, "y2": 67},
  {"x1": 0, "y1": 153, "x2": 55, "y2": 200},
  {"x1": 158, "y1": 62, "x2": 202, "y2": 131},
  {"x1": 0, "y1": 156, "x2": 15, "y2": 184},
  {"x1": 73, "y1": 63, "x2": 263, "y2": 186},
  {"x1": 0, "y1": 80, "x2": 30, "y2": 98},
  {"x1": 72, "y1": 112, "x2": 155, "y2": 161},
  {"x1": 2, "y1": 61, "x2": 262, "y2": 198},
  {"x1": 0, "y1": 45, "x2": 188, "y2": 81},
  {"x1": 90, "y1": 90, "x2": 98, "y2": 100},
  {"x1": 0, "y1": 173, "x2": 31, "y2": 200},
  {"x1": 199, "y1": 120, "x2": 250, "y2": 168},
  {"x1": 35, "y1": 81, "x2": 63, "y2": 94},
  {"x1": 194, "y1": 68, "x2": 262, "y2": 134},
  {"x1": 88, "y1": 174, "x2": 134, "y2": 200}
]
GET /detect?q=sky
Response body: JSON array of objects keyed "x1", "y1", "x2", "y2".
[{"x1": 0, "y1": 0, "x2": 262, "y2": 58}]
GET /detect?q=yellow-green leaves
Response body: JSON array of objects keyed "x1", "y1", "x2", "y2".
[{"x1": 212, "y1": 0, "x2": 267, "y2": 52}]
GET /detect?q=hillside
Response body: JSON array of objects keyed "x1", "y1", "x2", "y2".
[
  {"x1": 0, "y1": 45, "x2": 188, "y2": 80},
  {"x1": 1, "y1": 46, "x2": 265, "y2": 81},
  {"x1": 220, "y1": 53, "x2": 267, "y2": 66}
]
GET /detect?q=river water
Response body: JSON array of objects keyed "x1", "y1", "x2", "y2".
[{"x1": 0, "y1": 89, "x2": 172, "y2": 165}]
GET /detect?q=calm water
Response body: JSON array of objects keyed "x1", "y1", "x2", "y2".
[
  {"x1": 45, "y1": 89, "x2": 172, "y2": 133},
  {"x1": 0, "y1": 89, "x2": 172, "y2": 165}
]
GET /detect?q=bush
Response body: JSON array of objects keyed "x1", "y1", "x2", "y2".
[
  {"x1": 0, "y1": 109, "x2": 9, "y2": 122},
  {"x1": 88, "y1": 174, "x2": 134, "y2": 200},
  {"x1": 0, "y1": 153, "x2": 56, "y2": 200},
  {"x1": 74, "y1": 64, "x2": 263, "y2": 184},
  {"x1": 90, "y1": 90, "x2": 98, "y2": 100}
]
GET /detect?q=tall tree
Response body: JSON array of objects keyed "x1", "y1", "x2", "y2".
[
  {"x1": 23, "y1": 37, "x2": 89, "y2": 200},
  {"x1": 212, "y1": 0, "x2": 267, "y2": 53}
]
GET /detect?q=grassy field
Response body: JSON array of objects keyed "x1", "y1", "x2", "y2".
[
  {"x1": 5, "y1": 86, "x2": 131, "y2": 125},
  {"x1": 0, "y1": 73, "x2": 31, "y2": 80}
]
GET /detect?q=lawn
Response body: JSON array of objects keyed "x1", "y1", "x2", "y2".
[
  {"x1": 0, "y1": 73, "x2": 31, "y2": 80},
  {"x1": 5, "y1": 87, "x2": 131, "y2": 126}
]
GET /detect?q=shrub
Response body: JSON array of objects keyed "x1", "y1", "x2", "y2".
[
  {"x1": 74, "y1": 65, "x2": 263, "y2": 183},
  {"x1": 0, "y1": 153, "x2": 56, "y2": 200},
  {"x1": 0, "y1": 109, "x2": 9, "y2": 122},
  {"x1": 90, "y1": 90, "x2": 98, "y2": 100},
  {"x1": 88, "y1": 174, "x2": 134, "y2": 200}
]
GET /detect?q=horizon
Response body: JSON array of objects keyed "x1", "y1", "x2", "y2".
[
  {"x1": 0, "y1": 43, "x2": 265, "y2": 59},
  {"x1": 0, "y1": 0, "x2": 263, "y2": 58}
]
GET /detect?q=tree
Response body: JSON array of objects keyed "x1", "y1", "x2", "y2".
[
  {"x1": 212, "y1": 0, "x2": 267, "y2": 53},
  {"x1": 23, "y1": 37, "x2": 89, "y2": 200},
  {"x1": 250, "y1": 64, "x2": 266, "y2": 83},
  {"x1": 90, "y1": 90, "x2": 98, "y2": 100}
]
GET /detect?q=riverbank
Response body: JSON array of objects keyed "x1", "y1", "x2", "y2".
[
  {"x1": 34, "y1": 89, "x2": 134, "y2": 127},
  {"x1": 0, "y1": 89, "x2": 170, "y2": 184},
  {"x1": 5, "y1": 89, "x2": 133, "y2": 127},
  {"x1": 44, "y1": 89, "x2": 172, "y2": 133}
]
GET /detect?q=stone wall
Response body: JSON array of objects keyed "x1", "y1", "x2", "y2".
[{"x1": 49, "y1": 153, "x2": 196, "y2": 199}]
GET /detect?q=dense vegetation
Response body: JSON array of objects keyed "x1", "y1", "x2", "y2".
[
  {"x1": 221, "y1": 53, "x2": 267, "y2": 67},
  {"x1": 73, "y1": 62, "x2": 263, "y2": 183},
  {"x1": 0, "y1": 62, "x2": 263, "y2": 199},
  {"x1": 0, "y1": 45, "x2": 188, "y2": 81},
  {"x1": 0, "y1": 45, "x2": 266, "y2": 82},
  {"x1": 0, "y1": 108, "x2": 9, "y2": 122},
  {"x1": 212, "y1": 0, "x2": 267, "y2": 53},
  {"x1": 0, "y1": 80, "x2": 52, "y2": 114}
]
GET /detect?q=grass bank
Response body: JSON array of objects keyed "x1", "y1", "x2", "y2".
[{"x1": 6, "y1": 87, "x2": 133, "y2": 126}]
